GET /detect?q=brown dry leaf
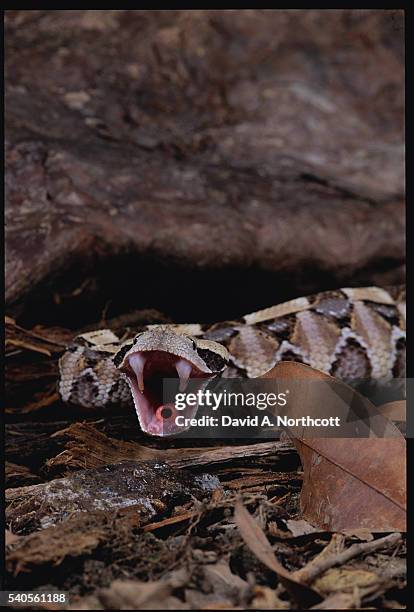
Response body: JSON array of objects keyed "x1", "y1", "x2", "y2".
[
  {"x1": 184, "y1": 591, "x2": 235, "y2": 609},
  {"x1": 183, "y1": 563, "x2": 248, "y2": 609},
  {"x1": 234, "y1": 500, "x2": 321, "y2": 608},
  {"x1": 250, "y1": 585, "x2": 289, "y2": 609},
  {"x1": 314, "y1": 567, "x2": 379, "y2": 595},
  {"x1": 6, "y1": 516, "x2": 106, "y2": 575},
  {"x1": 295, "y1": 436, "x2": 406, "y2": 531},
  {"x1": 379, "y1": 400, "x2": 406, "y2": 422},
  {"x1": 202, "y1": 561, "x2": 249, "y2": 600},
  {"x1": 340, "y1": 528, "x2": 374, "y2": 541},
  {"x1": 310, "y1": 591, "x2": 357, "y2": 609},
  {"x1": 284, "y1": 519, "x2": 319, "y2": 537},
  {"x1": 200, "y1": 604, "x2": 241, "y2": 610},
  {"x1": 68, "y1": 579, "x2": 188, "y2": 610},
  {"x1": 262, "y1": 362, "x2": 406, "y2": 531},
  {"x1": 5, "y1": 529, "x2": 21, "y2": 546},
  {"x1": 97, "y1": 580, "x2": 175, "y2": 610}
]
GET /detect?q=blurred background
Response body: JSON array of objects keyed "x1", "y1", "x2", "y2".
[{"x1": 5, "y1": 10, "x2": 405, "y2": 330}]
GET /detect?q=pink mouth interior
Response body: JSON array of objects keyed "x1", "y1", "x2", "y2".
[{"x1": 122, "y1": 350, "x2": 211, "y2": 436}]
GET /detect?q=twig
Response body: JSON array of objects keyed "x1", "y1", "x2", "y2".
[{"x1": 294, "y1": 532, "x2": 402, "y2": 584}]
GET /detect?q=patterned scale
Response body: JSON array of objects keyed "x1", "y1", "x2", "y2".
[{"x1": 59, "y1": 286, "x2": 406, "y2": 409}]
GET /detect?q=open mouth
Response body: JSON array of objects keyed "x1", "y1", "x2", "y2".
[{"x1": 122, "y1": 350, "x2": 213, "y2": 436}]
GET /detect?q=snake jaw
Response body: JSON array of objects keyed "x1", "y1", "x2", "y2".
[
  {"x1": 112, "y1": 327, "x2": 229, "y2": 436},
  {"x1": 122, "y1": 350, "x2": 213, "y2": 437}
]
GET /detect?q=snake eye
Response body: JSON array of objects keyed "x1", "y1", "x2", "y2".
[{"x1": 184, "y1": 335, "x2": 198, "y2": 351}]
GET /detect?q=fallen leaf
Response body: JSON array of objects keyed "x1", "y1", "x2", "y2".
[
  {"x1": 5, "y1": 530, "x2": 21, "y2": 546},
  {"x1": 284, "y1": 519, "x2": 318, "y2": 537},
  {"x1": 7, "y1": 519, "x2": 105, "y2": 575},
  {"x1": 294, "y1": 532, "x2": 401, "y2": 585},
  {"x1": 261, "y1": 361, "x2": 403, "y2": 440},
  {"x1": 184, "y1": 591, "x2": 235, "y2": 609},
  {"x1": 98, "y1": 580, "x2": 173, "y2": 610},
  {"x1": 199, "y1": 603, "x2": 241, "y2": 610},
  {"x1": 262, "y1": 362, "x2": 406, "y2": 531},
  {"x1": 234, "y1": 500, "x2": 321, "y2": 607},
  {"x1": 379, "y1": 400, "x2": 406, "y2": 422},
  {"x1": 295, "y1": 436, "x2": 406, "y2": 531},
  {"x1": 200, "y1": 561, "x2": 249, "y2": 604},
  {"x1": 340, "y1": 528, "x2": 374, "y2": 542},
  {"x1": 250, "y1": 585, "x2": 288, "y2": 609},
  {"x1": 314, "y1": 567, "x2": 379, "y2": 595},
  {"x1": 310, "y1": 591, "x2": 356, "y2": 609}
]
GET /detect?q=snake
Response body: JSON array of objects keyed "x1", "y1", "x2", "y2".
[{"x1": 59, "y1": 286, "x2": 406, "y2": 437}]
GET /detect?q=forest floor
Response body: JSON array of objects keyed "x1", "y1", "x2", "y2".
[{"x1": 5, "y1": 314, "x2": 406, "y2": 610}]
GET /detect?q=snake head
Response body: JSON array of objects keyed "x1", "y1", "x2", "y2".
[{"x1": 114, "y1": 327, "x2": 229, "y2": 436}]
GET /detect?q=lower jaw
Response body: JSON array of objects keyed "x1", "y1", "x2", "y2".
[
  {"x1": 129, "y1": 382, "x2": 212, "y2": 437},
  {"x1": 138, "y1": 402, "x2": 200, "y2": 437},
  {"x1": 132, "y1": 378, "x2": 214, "y2": 437}
]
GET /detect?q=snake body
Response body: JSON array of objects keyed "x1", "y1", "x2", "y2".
[{"x1": 59, "y1": 286, "x2": 406, "y2": 436}]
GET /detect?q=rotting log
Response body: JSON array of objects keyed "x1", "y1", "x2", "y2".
[
  {"x1": 5, "y1": 11, "x2": 405, "y2": 328},
  {"x1": 6, "y1": 460, "x2": 221, "y2": 534},
  {"x1": 6, "y1": 419, "x2": 298, "y2": 486}
]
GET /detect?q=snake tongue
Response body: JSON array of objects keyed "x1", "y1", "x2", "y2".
[{"x1": 128, "y1": 353, "x2": 146, "y2": 392}]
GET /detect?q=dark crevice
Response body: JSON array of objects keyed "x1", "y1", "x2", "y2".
[{"x1": 8, "y1": 251, "x2": 404, "y2": 332}]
